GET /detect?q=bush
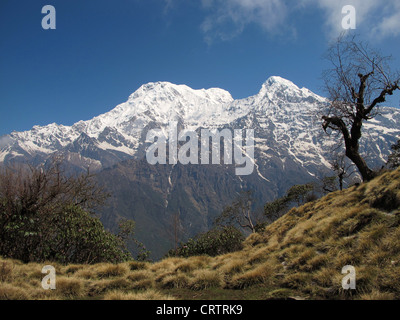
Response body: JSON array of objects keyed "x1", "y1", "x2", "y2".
[
  {"x1": 166, "y1": 226, "x2": 244, "y2": 258},
  {"x1": 0, "y1": 203, "x2": 132, "y2": 264},
  {"x1": 0, "y1": 161, "x2": 133, "y2": 264}
]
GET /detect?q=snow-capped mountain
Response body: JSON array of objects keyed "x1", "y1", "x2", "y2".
[
  {"x1": 2, "y1": 76, "x2": 400, "y2": 259},
  {"x1": 1, "y1": 76, "x2": 399, "y2": 176}
]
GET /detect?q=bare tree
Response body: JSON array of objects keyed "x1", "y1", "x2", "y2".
[
  {"x1": 322, "y1": 35, "x2": 400, "y2": 182},
  {"x1": 330, "y1": 152, "x2": 357, "y2": 191},
  {"x1": 0, "y1": 158, "x2": 134, "y2": 264},
  {"x1": 215, "y1": 191, "x2": 256, "y2": 233},
  {"x1": 0, "y1": 160, "x2": 106, "y2": 218}
]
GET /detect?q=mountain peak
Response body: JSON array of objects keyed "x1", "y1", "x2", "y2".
[
  {"x1": 260, "y1": 76, "x2": 299, "y2": 92},
  {"x1": 256, "y1": 76, "x2": 326, "y2": 105},
  {"x1": 128, "y1": 81, "x2": 178, "y2": 99},
  {"x1": 140, "y1": 81, "x2": 176, "y2": 91},
  {"x1": 128, "y1": 81, "x2": 233, "y2": 103}
]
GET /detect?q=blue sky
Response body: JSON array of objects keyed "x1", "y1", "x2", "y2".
[{"x1": 0, "y1": 0, "x2": 399, "y2": 136}]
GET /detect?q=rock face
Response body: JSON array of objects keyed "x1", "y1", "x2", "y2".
[{"x1": 2, "y1": 76, "x2": 399, "y2": 259}]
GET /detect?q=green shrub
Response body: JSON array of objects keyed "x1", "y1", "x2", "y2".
[
  {"x1": 166, "y1": 226, "x2": 244, "y2": 258},
  {"x1": 167, "y1": 226, "x2": 244, "y2": 257},
  {"x1": 0, "y1": 161, "x2": 133, "y2": 264}
]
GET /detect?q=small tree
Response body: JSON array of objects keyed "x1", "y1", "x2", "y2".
[
  {"x1": 166, "y1": 226, "x2": 244, "y2": 258},
  {"x1": 214, "y1": 191, "x2": 256, "y2": 233},
  {"x1": 330, "y1": 152, "x2": 358, "y2": 191},
  {"x1": 0, "y1": 160, "x2": 134, "y2": 264},
  {"x1": 263, "y1": 196, "x2": 290, "y2": 222},
  {"x1": 264, "y1": 183, "x2": 316, "y2": 222},
  {"x1": 286, "y1": 183, "x2": 315, "y2": 206},
  {"x1": 322, "y1": 35, "x2": 400, "y2": 182},
  {"x1": 117, "y1": 218, "x2": 150, "y2": 262},
  {"x1": 321, "y1": 176, "x2": 338, "y2": 194}
]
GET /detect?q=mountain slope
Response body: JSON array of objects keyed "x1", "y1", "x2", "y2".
[
  {"x1": 161, "y1": 167, "x2": 400, "y2": 299},
  {"x1": 95, "y1": 159, "x2": 278, "y2": 259},
  {"x1": 1, "y1": 76, "x2": 399, "y2": 258},
  {"x1": 1, "y1": 168, "x2": 399, "y2": 300}
]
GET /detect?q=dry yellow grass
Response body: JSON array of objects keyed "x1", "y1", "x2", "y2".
[
  {"x1": 56, "y1": 277, "x2": 84, "y2": 298},
  {"x1": 0, "y1": 283, "x2": 30, "y2": 300},
  {"x1": 95, "y1": 263, "x2": 129, "y2": 278},
  {"x1": 127, "y1": 269, "x2": 153, "y2": 282},
  {"x1": 103, "y1": 289, "x2": 175, "y2": 300},
  {"x1": 218, "y1": 258, "x2": 246, "y2": 275},
  {"x1": 127, "y1": 261, "x2": 149, "y2": 271},
  {"x1": 0, "y1": 168, "x2": 399, "y2": 300},
  {"x1": 229, "y1": 264, "x2": 273, "y2": 289},
  {"x1": 159, "y1": 272, "x2": 190, "y2": 289},
  {"x1": 188, "y1": 269, "x2": 222, "y2": 291},
  {"x1": 360, "y1": 290, "x2": 396, "y2": 300}
]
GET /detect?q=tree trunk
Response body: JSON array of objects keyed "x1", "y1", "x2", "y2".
[
  {"x1": 323, "y1": 115, "x2": 376, "y2": 182},
  {"x1": 345, "y1": 145, "x2": 375, "y2": 182}
]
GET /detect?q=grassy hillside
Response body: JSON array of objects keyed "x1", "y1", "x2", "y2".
[{"x1": 1, "y1": 168, "x2": 399, "y2": 300}]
